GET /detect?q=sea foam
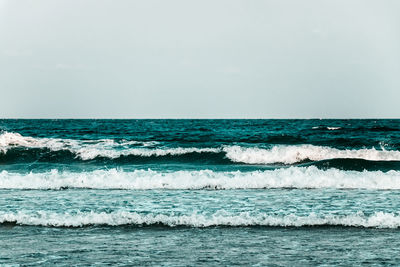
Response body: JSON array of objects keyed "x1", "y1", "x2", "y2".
[
  {"x1": 223, "y1": 145, "x2": 400, "y2": 164},
  {"x1": 2, "y1": 132, "x2": 400, "y2": 164},
  {"x1": 1, "y1": 210, "x2": 400, "y2": 228},
  {"x1": 0, "y1": 132, "x2": 218, "y2": 160},
  {"x1": 1, "y1": 167, "x2": 400, "y2": 190}
]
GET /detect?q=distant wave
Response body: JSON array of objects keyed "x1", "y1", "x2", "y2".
[
  {"x1": 1, "y1": 210, "x2": 400, "y2": 228},
  {"x1": 2, "y1": 132, "x2": 400, "y2": 166},
  {"x1": 311, "y1": 125, "x2": 399, "y2": 132},
  {"x1": 1, "y1": 167, "x2": 400, "y2": 190},
  {"x1": 312, "y1": 126, "x2": 342, "y2": 130}
]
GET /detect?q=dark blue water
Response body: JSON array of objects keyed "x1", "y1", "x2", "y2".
[{"x1": 1, "y1": 119, "x2": 400, "y2": 265}]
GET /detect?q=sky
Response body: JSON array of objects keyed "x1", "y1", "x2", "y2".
[{"x1": 0, "y1": 0, "x2": 399, "y2": 118}]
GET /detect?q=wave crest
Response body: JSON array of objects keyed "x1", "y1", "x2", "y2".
[
  {"x1": 1, "y1": 167, "x2": 400, "y2": 190},
  {"x1": 223, "y1": 145, "x2": 400, "y2": 164},
  {"x1": 0, "y1": 132, "x2": 217, "y2": 160},
  {"x1": 1, "y1": 211, "x2": 399, "y2": 228},
  {"x1": 2, "y1": 132, "x2": 400, "y2": 164}
]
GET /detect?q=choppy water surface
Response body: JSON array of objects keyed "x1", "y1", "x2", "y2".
[{"x1": 1, "y1": 119, "x2": 400, "y2": 266}]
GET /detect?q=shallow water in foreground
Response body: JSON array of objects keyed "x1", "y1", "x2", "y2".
[{"x1": 2, "y1": 226, "x2": 400, "y2": 266}]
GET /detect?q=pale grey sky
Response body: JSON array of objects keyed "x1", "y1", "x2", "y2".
[{"x1": 1, "y1": 0, "x2": 399, "y2": 118}]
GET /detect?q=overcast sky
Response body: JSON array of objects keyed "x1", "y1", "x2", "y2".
[{"x1": 1, "y1": 0, "x2": 399, "y2": 118}]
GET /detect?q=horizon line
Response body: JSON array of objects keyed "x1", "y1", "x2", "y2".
[{"x1": 1, "y1": 117, "x2": 399, "y2": 120}]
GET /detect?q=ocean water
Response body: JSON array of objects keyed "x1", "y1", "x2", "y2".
[{"x1": 1, "y1": 119, "x2": 400, "y2": 266}]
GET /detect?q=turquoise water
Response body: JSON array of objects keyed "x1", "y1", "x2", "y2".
[{"x1": 1, "y1": 119, "x2": 400, "y2": 265}]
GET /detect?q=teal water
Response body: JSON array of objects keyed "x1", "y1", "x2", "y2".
[{"x1": 1, "y1": 119, "x2": 400, "y2": 265}]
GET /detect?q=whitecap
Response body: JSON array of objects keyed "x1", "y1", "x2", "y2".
[
  {"x1": 1, "y1": 167, "x2": 400, "y2": 190},
  {"x1": 223, "y1": 145, "x2": 400, "y2": 164},
  {"x1": 1, "y1": 210, "x2": 400, "y2": 228}
]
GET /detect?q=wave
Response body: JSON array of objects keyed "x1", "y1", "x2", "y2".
[
  {"x1": 312, "y1": 126, "x2": 342, "y2": 130},
  {"x1": 1, "y1": 167, "x2": 400, "y2": 190},
  {"x1": 1, "y1": 210, "x2": 399, "y2": 228},
  {"x1": 223, "y1": 145, "x2": 400, "y2": 164},
  {"x1": 2, "y1": 132, "x2": 400, "y2": 166},
  {"x1": 0, "y1": 132, "x2": 145, "y2": 150},
  {"x1": 311, "y1": 125, "x2": 398, "y2": 132},
  {"x1": 0, "y1": 131, "x2": 218, "y2": 160},
  {"x1": 3, "y1": 147, "x2": 400, "y2": 171},
  {"x1": 302, "y1": 158, "x2": 400, "y2": 172}
]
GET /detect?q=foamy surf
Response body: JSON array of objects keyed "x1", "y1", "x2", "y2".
[
  {"x1": 223, "y1": 145, "x2": 400, "y2": 164},
  {"x1": 2, "y1": 132, "x2": 400, "y2": 164},
  {"x1": 1, "y1": 210, "x2": 399, "y2": 228},
  {"x1": 0, "y1": 132, "x2": 217, "y2": 160},
  {"x1": 2, "y1": 120, "x2": 400, "y2": 265},
  {"x1": 1, "y1": 167, "x2": 400, "y2": 190}
]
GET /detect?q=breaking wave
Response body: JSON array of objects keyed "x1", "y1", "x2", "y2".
[
  {"x1": 312, "y1": 126, "x2": 342, "y2": 130},
  {"x1": 0, "y1": 131, "x2": 218, "y2": 160},
  {"x1": 2, "y1": 132, "x2": 400, "y2": 166},
  {"x1": 1, "y1": 167, "x2": 400, "y2": 190},
  {"x1": 223, "y1": 145, "x2": 400, "y2": 164},
  {"x1": 1, "y1": 210, "x2": 400, "y2": 228}
]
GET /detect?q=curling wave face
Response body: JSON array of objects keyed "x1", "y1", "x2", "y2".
[{"x1": 1, "y1": 132, "x2": 400, "y2": 166}]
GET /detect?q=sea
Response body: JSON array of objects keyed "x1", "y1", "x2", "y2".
[{"x1": 1, "y1": 119, "x2": 400, "y2": 266}]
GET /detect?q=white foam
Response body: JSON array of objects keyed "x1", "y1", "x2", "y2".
[
  {"x1": 1, "y1": 167, "x2": 400, "y2": 190},
  {"x1": 223, "y1": 145, "x2": 400, "y2": 164},
  {"x1": 0, "y1": 132, "x2": 68, "y2": 153},
  {"x1": 1, "y1": 210, "x2": 400, "y2": 228},
  {"x1": 2, "y1": 132, "x2": 400, "y2": 164},
  {"x1": 76, "y1": 147, "x2": 220, "y2": 160},
  {"x1": 312, "y1": 126, "x2": 341, "y2": 130},
  {"x1": 0, "y1": 132, "x2": 217, "y2": 160}
]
